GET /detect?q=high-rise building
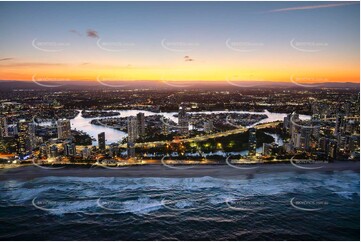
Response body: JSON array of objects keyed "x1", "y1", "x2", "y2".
[
  {"x1": 0, "y1": 116, "x2": 8, "y2": 138},
  {"x1": 98, "y1": 132, "x2": 106, "y2": 150},
  {"x1": 57, "y1": 119, "x2": 71, "y2": 139},
  {"x1": 300, "y1": 127, "x2": 312, "y2": 151},
  {"x1": 127, "y1": 116, "x2": 138, "y2": 158},
  {"x1": 39, "y1": 144, "x2": 48, "y2": 157},
  {"x1": 137, "y1": 112, "x2": 145, "y2": 138},
  {"x1": 82, "y1": 146, "x2": 91, "y2": 159},
  {"x1": 127, "y1": 116, "x2": 138, "y2": 143},
  {"x1": 283, "y1": 113, "x2": 292, "y2": 132},
  {"x1": 48, "y1": 145, "x2": 58, "y2": 158},
  {"x1": 178, "y1": 105, "x2": 189, "y2": 135},
  {"x1": 262, "y1": 143, "x2": 272, "y2": 156},
  {"x1": 328, "y1": 140, "x2": 338, "y2": 159},
  {"x1": 203, "y1": 121, "x2": 214, "y2": 133},
  {"x1": 63, "y1": 140, "x2": 76, "y2": 157},
  {"x1": 289, "y1": 112, "x2": 300, "y2": 136},
  {"x1": 348, "y1": 135, "x2": 360, "y2": 152},
  {"x1": 162, "y1": 122, "x2": 169, "y2": 135},
  {"x1": 248, "y1": 128, "x2": 257, "y2": 156},
  {"x1": 109, "y1": 143, "x2": 120, "y2": 158},
  {"x1": 334, "y1": 113, "x2": 345, "y2": 136},
  {"x1": 319, "y1": 138, "x2": 338, "y2": 160},
  {"x1": 17, "y1": 120, "x2": 36, "y2": 157}
]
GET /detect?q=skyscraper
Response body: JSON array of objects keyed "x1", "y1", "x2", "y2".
[
  {"x1": 98, "y1": 132, "x2": 106, "y2": 150},
  {"x1": 335, "y1": 113, "x2": 345, "y2": 136},
  {"x1": 248, "y1": 128, "x2": 257, "y2": 156},
  {"x1": 57, "y1": 119, "x2": 71, "y2": 139},
  {"x1": 137, "y1": 112, "x2": 145, "y2": 138},
  {"x1": 127, "y1": 116, "x2": 138, "y2": 143},
  {"x1": 17, "y1": 120, "x2": 36, "y2": 157},
  {"x1": 127, "y1": 116, "x2": 138, "y2": 158},
  {"x1": 63, "y1": 140, "x2": 76, "y2": 157},
  {"x1": 300, "y1": 127, "x2": 312, "y2": 151},
  {"x1": 0, "y1": 116, "x2": 8, "y2": 138},
  {"x1": 178, "y1": 105, "x2": 189, "y2": 135}
]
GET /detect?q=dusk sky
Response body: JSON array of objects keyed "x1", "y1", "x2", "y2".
[{"x1": 0, "y1": 1, "x2": 359, "y2": 83}]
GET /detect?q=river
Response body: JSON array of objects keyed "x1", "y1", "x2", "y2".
[{"x1": 65, "y1": 110, "x2": 309, "y2": 146}]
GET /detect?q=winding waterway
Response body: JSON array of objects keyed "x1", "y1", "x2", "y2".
[{"x1": 67, "y1": 110, "x2": 310, "y2": 146}]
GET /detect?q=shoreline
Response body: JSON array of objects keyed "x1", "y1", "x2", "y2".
[{"x1": 0, "y1": 161, "x2": 359, "y2": 181}]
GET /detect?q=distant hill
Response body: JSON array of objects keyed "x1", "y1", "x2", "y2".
[{"x1": 0, "y1": 80, "x2": 359, "y2": 90}]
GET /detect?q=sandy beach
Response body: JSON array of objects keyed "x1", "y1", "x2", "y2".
[{"x1": 0, "y1": 161, "x2": 359, "y2": 181}]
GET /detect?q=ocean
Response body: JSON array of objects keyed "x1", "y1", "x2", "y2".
[{"x1": 0, "y1": 170, "x2": 359, "y2": 240}]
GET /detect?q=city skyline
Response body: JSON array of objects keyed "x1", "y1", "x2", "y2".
[
  {"x1": 0, "y1": 1, "x2": 359, "y2": 83},
  {"x1": 0, "y1": 1, "x2": 359, "y2": 241}
]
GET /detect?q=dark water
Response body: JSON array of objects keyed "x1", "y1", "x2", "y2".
[{"x1": 0, "y1": 171, "x2": 359, "y2": 240}]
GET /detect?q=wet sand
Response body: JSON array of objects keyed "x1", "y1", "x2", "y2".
[{"x1": 0, "y1": 161, "x2": 359, "y2": 181}]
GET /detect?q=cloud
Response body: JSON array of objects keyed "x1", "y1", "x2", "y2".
[
  {"x1": 0, "y1": 58, "x2": 14, "y2": 62},
  {"x1": 267, "y1": 2, "x2": 355, "y2": 13},
  {"x1": 87, "y1": 29, "x2": 99, "y2": 38},
  {"x1": 69, "y1": 29, "x2": 82, "y2": 36},
  {"x1": 184, "y1": 56, "x2": 194, "y2": 62}
]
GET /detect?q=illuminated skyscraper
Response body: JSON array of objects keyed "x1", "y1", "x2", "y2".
[
  {"x1": 127, "y1": 116, "x2": 138, "y2": 158},
  {"x1": 248, "y1": 128, "x2": 257, "y2": 156},
  {"x1": 178, "y1": 105, "x2": 189, "y2": 135},
  {"x1": 127, "y1": 116, "x2": 138, "y2": 143},
  {"x1": 98, "y1": 132, "x2": 106, "y2": 150},
  {"x1": 137, "y1": 112, "x2": 145, "y2": 138},
  {"x1": 57, "y1": 119, "x2": 71, "y2": 139},
  {"x1": 334, "y1": 113, "x2": 345, "y2": 136},
  {"x1": 300, "y1": 127, "x2": 312, "y2": 151},
  {"x1": 0, "y1": 116, "x2": 8, "y2": 138},
  {"x1": 17, "y1": 120, "x2": 36, "y2": 157}
]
